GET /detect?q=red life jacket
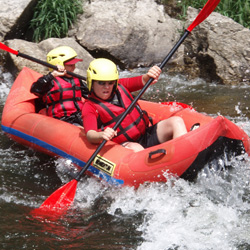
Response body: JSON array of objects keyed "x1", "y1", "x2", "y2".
[
  {"x1": 87, "y1": 84, "x2": 149, "y2": 144},
  {"x1": 43, "y1": 77, "x2": 84, "y2": 118}
]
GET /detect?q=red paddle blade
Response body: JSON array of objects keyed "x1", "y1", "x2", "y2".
[
  {"x1": 31, "y1": 179, "x2": 78, "y2": 216},
  {"x1": 0, "y1": 42, "x2": 18, "y2": 55},
  {"x1": 187, "y1": 0, "x2": 221, "y2": 32}
]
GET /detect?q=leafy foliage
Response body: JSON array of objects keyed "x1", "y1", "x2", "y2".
[
  {"x1": 158, "y1": 0, "x2": 250, "y2": 28},
  {"x1": 30, "y1": 0, "x2": 83, "y2": 42}
]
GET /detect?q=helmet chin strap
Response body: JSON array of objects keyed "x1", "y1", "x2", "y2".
[{"x1": 111, "y1": 83, "x2": 117, "y2": 96}]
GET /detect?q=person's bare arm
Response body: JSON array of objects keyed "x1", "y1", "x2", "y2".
[{"x1": 86, "y1": 127, "x2": 117, "y2": 144}]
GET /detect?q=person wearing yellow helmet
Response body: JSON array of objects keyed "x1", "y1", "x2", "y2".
[
  {"x1": 30, "y1": 46, "x2": 88, "y2": 126},
  {"x1": 46, "y1": 46, "x2": 83, "y2": 67},
  {"x1": 82, "y1": 58, "x2": 187, "y2": 152}
]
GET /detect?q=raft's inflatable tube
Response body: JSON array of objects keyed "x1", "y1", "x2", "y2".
[{"x1": 2, "y1": 67, "x2": 250, "y2": 187}]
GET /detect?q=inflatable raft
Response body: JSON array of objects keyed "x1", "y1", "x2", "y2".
[{"x1": 2, "y1": 67, "x2": 250, "y2": 187}]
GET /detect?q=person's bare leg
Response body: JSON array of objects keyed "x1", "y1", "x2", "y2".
[
  {"x1": 156, "y1": 116, "x2": 187, "y2": 143},
  {"x1": 122, "y1": 142, "x2": 144, "y2": 152}
]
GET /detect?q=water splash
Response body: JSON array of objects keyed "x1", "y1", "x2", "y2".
[
  {"x1": 0, "y1": 66, "x2": 13, "y2": 102},
  {"x1": 51, "y1": 150, "x2": 250, "y2": 250}
]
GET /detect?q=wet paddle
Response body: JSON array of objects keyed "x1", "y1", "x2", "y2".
[
  {"x1": 32, "y1": 0, "x2": 221, "y2": 216},
  {"x1": 0, "y1": 42, "x2": 86, "y2": 81}
]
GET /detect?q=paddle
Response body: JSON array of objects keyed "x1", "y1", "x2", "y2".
[
  {"x1": 0, "y1": 42, "x2": 86, "y2": 81},
  {"x1": 32, "y1": 0, "x2": 221, "y2": 216}
]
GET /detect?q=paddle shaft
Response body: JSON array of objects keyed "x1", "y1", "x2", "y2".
[
  {"x1": 75, "y1": 30, "x2": 190, "y2": 181},
  {"x1": 76, "y1": 0, "x2": 221, "y2": 179}
]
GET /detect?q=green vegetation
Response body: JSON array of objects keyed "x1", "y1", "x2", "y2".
[
  {"x1": 30, "y1": 0, "x2": 83, "y2": 42},
  {"x1": 217, "y1": 0, "x2": 250, "y2": 28},
  {"x1": 158, "y1": 0, "x2": 250, "y2": 28},
  {"x1": 30, "y1": 0, "x2": 250, "y2": 42}
]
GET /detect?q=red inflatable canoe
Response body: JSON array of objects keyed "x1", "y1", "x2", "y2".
[{"x1": 2, "y1": 67, "x2": 250, "y2": 187}]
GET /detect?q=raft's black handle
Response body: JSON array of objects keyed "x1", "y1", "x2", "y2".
[{"x1": 148, "y1": 149, "x2": 166, "y2": 159}]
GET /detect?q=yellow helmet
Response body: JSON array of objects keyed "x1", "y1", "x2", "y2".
[
  {"x1": 46, "y1": 46, "x2": 82, "y2": 69},
  {"x1": 87, "y1": 58, "x2": 119, "y2": 91}
]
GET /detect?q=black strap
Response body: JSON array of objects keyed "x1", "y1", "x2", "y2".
[
  {"x1": 89, "y1": 86, "x2": 149, "y2": 142},
  {"x1": 46, "y1": 78, "x2": 83, "y2": 117}
]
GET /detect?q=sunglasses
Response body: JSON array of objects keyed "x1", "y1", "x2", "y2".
[{"x1": 97, "y1": 81, "x2": 116, "y2": 86}]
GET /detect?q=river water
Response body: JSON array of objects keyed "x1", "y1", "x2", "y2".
[{"x1": 0, "y1": 65, "x2": 250, "y2": 250}]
